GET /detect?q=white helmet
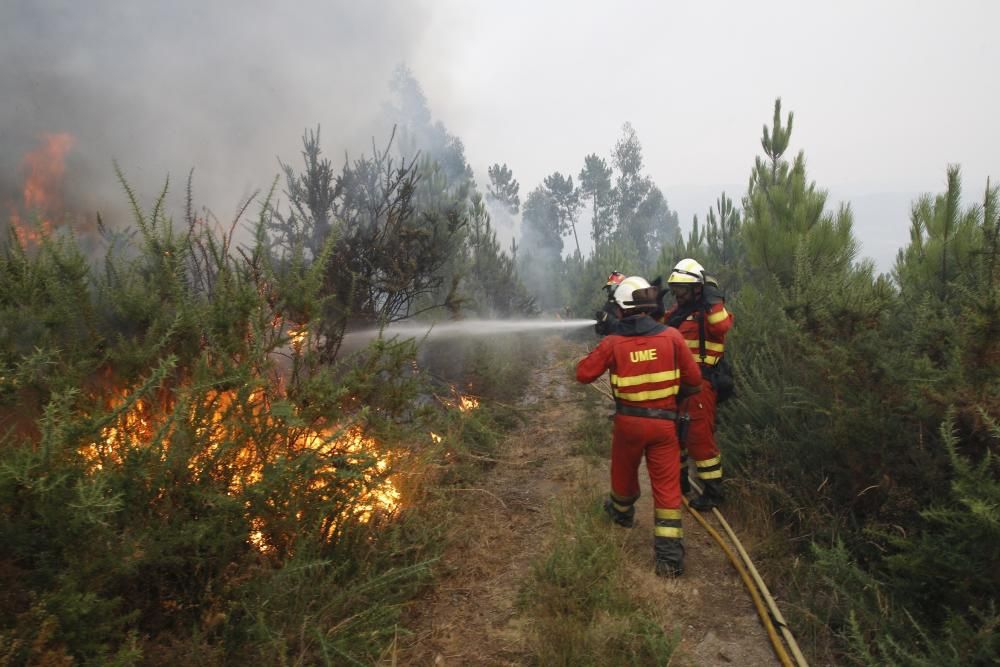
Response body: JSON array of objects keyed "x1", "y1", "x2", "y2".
[
  {"x1": 667, "y1": 258, "x2": 706, "y2": 285},
  {"x1": 613, "y1": 275, "x2": 653, "y2": 310}
]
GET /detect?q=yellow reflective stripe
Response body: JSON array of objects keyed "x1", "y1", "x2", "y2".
[
  {"x1": 610, "y1": 369, "x2": 680, "y2": 388},
  {"x1": 613, "y1": 386, "x2": 680, "y2": 401},
  {"x1": 698, "y1": 470, "x2": 723, "y2": 479},
  {"x1": 701, "y1": 356, "x2": 720, "y2": 365},
  {"x1": 707, "y1": 308, "x2": 730, "y2": 324},
  {"x1": 655, "y1": 526, "x2": 683, "y2": 538},
  {"x1": 686, "y1": 339, "x2": 724, "y2": 353},
  {"x1": 612, "y1": 501, "x2": 631, "y2": 512},
  {"x1": 696, "y1": 456, "x2": 721, "y2": 468},
  {"x1": 655, "y1": 508, "x2": 682, "y2": 520}
]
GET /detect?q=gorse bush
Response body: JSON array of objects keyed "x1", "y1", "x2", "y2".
[
  {"x1": 701, "y1": 101, "x2": 1000, "y2": 664},
  {"x1": 0, "y1": 129, "x2": 533, "y2": 663},
  {"x1": 806, "y1": 416, "x2": 1000, "y2": 667}
]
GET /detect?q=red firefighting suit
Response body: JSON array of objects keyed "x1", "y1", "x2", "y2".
[
  {"x1": 663, "y1": 299, "x2": 733, "y2": 487},
  {"x1": 576, "y1": 313, "x2": 702, "y2": 569}
]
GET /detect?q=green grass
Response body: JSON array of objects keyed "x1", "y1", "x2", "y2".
[
  {"x1": 519, "y1": 488, "x2": 677, "y2": 666},
  {"x1": 570, "y1": 389, "x2": 614, "y2": 460}
]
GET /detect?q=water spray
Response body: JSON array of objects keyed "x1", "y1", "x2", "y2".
[{"x1": 343, "y1": 318, "x2": 596, "y2": 342}]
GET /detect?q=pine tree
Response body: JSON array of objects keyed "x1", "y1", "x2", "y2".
[
  {"x1": 387, "y1": 66, "x2": 474, "y2": 192},
  {"x1": 486, "y1": 163, "x2": 521, "y2": 215},
  {"x1": 705, "y1": 192, "x2": 743, "y2": 278},
  {"x1": 464, "y1": 194, "x2": 536, "y2": 316},
  {"x1": 520, "y1": 185, "x2": 564, "y2": 258},
  {"x1": 893, "y1": 166, "x2": 981, "y2": 301},
  {"x1": 612, "y1": 122, "x2": 650, "y2": 242},
  {"x1": 607, "y1": 122, "x2": 679, "y2": 267},
  {"x1": 543, "y1": 171, "x2": 582, "y2": 256},
  {"x1": 579, "y1": 153, "x2": 613, "y2": 246},
  {"x1": 742, "y1": 98, "x2": 857, "y2": 290}
]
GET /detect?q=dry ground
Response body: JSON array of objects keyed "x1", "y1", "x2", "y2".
[{"x1": 397, "y1": 337, "x2": 783, "y2": 666}]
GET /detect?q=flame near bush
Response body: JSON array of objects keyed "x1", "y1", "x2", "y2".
[{"x1": 0, "y1": 125, "x2": 519, "y2": 664}]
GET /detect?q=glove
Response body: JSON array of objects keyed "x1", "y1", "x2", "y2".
[
  {"x1": 594, "y1": 304, "x2": 619, "y2": 336},
  {"x1": 594, "y1": 301, "x2": 619, "y2": 336},
  {"x1": 702, "y1": 282, "x2": 725, "y2": 305},
  {"x1": 666, "y1": 303, "x2": 696, "y2": 328}
]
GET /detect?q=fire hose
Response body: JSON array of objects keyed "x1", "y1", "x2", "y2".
[
  {"x1": 588, "y1": 381, "x2": 807, "y2": 666},
  {"x1": 685, "y1": 478, "x2": 809, "y2": 667}
]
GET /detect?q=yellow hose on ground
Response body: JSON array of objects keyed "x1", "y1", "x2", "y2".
[
  {"x1": 682, "y1": 473, "x2": 809, "y2": 667},
  {"x1": 706, "y1": 500, "x2": 810, "y2": 667},
  {"x1": 683, "y1": 495, "x2": 795, "y2": 667},
  {"x1": 589, "y1": 374, "x2": 806, "y2": 664}
]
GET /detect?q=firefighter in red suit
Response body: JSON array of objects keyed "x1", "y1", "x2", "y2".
[
  {"x1": 663, "y1": 258, "x2": 734, "y2": 511},
  {"x1": 576, "y1": 275, "x2": 702, "y2": 576}
]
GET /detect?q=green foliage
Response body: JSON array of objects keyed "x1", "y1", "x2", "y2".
[
  {"x1": 662, "y1": 192, "x2": 746, "y2": 293},
  {"x1": 805, "y1": 418, "x2": 1000, "y2": 666},
  {"x1": 486, "y1": 162, "x2": 521, "y2": 215},
  {"x1": 743, "y1": 99, "x2": 858, "y2": 290},
  {"x1": 894, "y1": 167, "x2": 982, "y2": 299},
  {"x1": 705, "y1": 192, "x2": 744, "y2": 275},
  {"x1": 562, "y1": 238, "x2": 642, "y2": 318},
  {"x1": 521, "y1": 185, "x2": 564, "y2": 259},
  {"x1": 569, "y1": 385, "x2": 612, "y2": 459},
  {"x1": 0, "y1": 169, "x2": 470, "y2": 664},
  {"x1": 232, "y1": 553, "x2": 433, "y2": 665},
  {"x1": 883, "y1": 413, "x2": 1000, "y2": 624},
  {"x1": 610, "y1": 123, "x2": 680, "y2": 266},
  {"x1": 503, "y1": 95, "x2": 999, "y2": 664},
  {"x1": 461, "y1": 196, "x2": 537, "y2": 317},
  {"x1": 721, "y1": 98, "x2": 999, "y2": 665},
  {"x1": 579, "y1": 153, "x2": 614, "y2": 246},
  {"x1": 544, "y1": 171, "x2": 583, "y2": 257},
  {"x1": 893, "y1": 172, "x2": 1000, "y2": 392}
]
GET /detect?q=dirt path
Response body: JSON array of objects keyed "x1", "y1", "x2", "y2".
[{"x1": 398, "y1": 338, "x2": 782, "y2": 666}]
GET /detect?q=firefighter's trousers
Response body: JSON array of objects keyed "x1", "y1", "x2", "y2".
[
  {"x1": 680, "y1": 378, "x2": 723, "y2": 483},
  {"x1": 609, "y1": 413, "x2": 683, "y2": 558}
]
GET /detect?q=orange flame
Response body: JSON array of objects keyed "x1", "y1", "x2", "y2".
[
  {"x1": 79, "y1": 384, "x2": 400, "y2": 551},
  {"x1": 445, "y1": 385, "x2": 480, "y2": 412},
  {"x1": 288, "y1": 325, "x2": 308, "y2": 352},
  {"x1": 8, "y1": 132, "x2": 75, "y2": 246},
  {"x1": 23, "y1": 133, "x2": 74, "y2": 211}
]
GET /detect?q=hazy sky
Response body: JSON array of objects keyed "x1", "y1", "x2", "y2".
[{"x1": 2, "y1": 1, "x2": 997, "y2": 271}]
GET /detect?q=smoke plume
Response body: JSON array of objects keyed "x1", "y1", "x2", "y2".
[{"x1": 1, "y1": 0, "x2": 429, "y2": 228}]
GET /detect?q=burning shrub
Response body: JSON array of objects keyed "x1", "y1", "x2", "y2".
[
  {"x1": 0, "y1": 112, "x2": 545, "y2": 662},
  {"x1": 0, "y1": 171, "x2": 449, "y2": 664}
]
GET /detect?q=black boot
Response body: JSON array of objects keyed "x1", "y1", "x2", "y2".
[
  {"x1": 603, "y1": 498, "x2": 635, "y2": 528},
  {"x1": 654, "y1": 537, "x2": 685, "y2": 577},
  {"x1": 690, "y1": 479, "x2": 724, "y2": 511}
]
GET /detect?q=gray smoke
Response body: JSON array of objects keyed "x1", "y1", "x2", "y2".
[{"x1": 1, "y1": 0, "x2": 429, "y2": 227}]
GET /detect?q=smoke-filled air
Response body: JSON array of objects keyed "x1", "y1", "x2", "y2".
[{"x1": 1, "y1": 1, "x2": 997, "y2": 665}]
